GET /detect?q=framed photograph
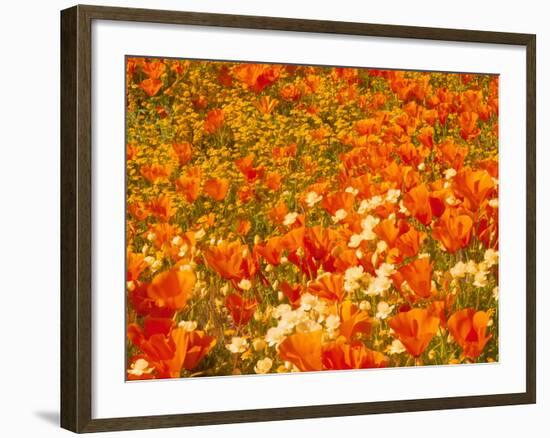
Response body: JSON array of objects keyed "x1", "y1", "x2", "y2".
[{"x1": 60, "y1": 4, "x2": 536, "y2": 433}]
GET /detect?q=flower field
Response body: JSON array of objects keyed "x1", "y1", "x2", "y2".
[{"x1": 125, "y1": 57, "x2": 499, "y2": 380}]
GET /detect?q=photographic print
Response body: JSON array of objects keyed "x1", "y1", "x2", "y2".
[{"x1": 125, "y1": 57, "x2": 499, "y2": 380}]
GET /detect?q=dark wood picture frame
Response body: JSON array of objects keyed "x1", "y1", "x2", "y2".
[{"x1": 60, "y1": 4, "x2": 536, "y2": 433}]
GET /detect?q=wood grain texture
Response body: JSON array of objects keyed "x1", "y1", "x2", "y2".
[{"x1": 60, "y1": 4, "x2": 537, "y2": 433}]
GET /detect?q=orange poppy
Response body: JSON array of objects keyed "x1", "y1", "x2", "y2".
[
  {"x1": 388, "y1": 308, "x2": 440, "y2": 357},
  {"x1": 459, "y1": 111, "x2": 481, "y2": 141},
  {"x1": 304, "y1": 225, "x2": 341, "y2": 261},
  {"x1": 225, "y1": 293, "x2": 258, "y2": 326},
  {"x1": 432, "y1": 207, "x2": 473, "y2": 253},
  {"x1": 140, "y1": 163, "x2": 172, "y2": 183},
  {"x1": 146, "y1": 269, "x2": 196, "y2": 311},
  {"x1": 265, "y1": 172, "x2": 282, "y2": 191},
  {"x1": 233, "y1": 63, "x2": 281, "y2": 93},
  {"x1": 139, "y1": 78, "x2": 163, "y2": 97},
  {"x1": 453, "y1": 168, "x2": 494, "y2": 211},
  {"x1": 272, "y1": 143, "x2": 297, "y2": 160},
  {"x1": 165, "y1": 328, "x2": 216, "y2": 377},
  {"x1": 255, "y1": 236, "x2": 285, "y2": 266},
  {"x1": 437, "y1": 139, "x2": 468, "y2": 170},
  {"x1": 128, "y1": 201, "x2": 148, "y2": 221},
  {"x1": 395, "y1": 226, "x2": 426, "y2": 259},
  {"x1": 175, "y1": 176, "x2": 201, "y2": 202},
  {"x1": 268, "y1": 201, "x2": 288, "y2": 224},
  {"x1": 141, "y1": 60, "x2": 166, "y2": 79},
  {"x1": 127, "y1": 251, "x2": 148, "y2": 282},
  {"x1": 403, "y1": 184, "x2": 433, "y2": 225},
  {"x1": 204, "y1": 240, "x2": 256, "y2": 281},
  {"x1": 127, "y1": 318, "x2": 175, "y2": 363},
  {"x1": 235, "y1": 154, "x2": 265, "y2": 182},
  {"x1": 146, "y1": 195, "x2": 175, "y2": 222},
  {"x1": 235, "y1": 219, "x2": 251, "y2": 236},
  {"x1": 338, "y1": 301, "x2": 372, "y2": 340},
  {"x1": 203, "y1": 177, "x2": 230, "y2": 201},
  {"x1": 278, "y1": 330, "x2": 323, "y2": 372},
  {"x1": 203, "y1": 108, "x2": 225, "y2": 134},
  {"x1": 322, "y1": 340, "x2": 388, "y2": 370},
  {"x1": 447, "y1": 308, "x2": 492, "y2": 359},
  {"x1": 147, "y1": 222, "x2": 181, "y2": 250},
  {"x1": 374, "y1": 218, "x2": 401, "y2": 247},
  {"x1": 280, "y1": 281, "x2": 304, "y2": 308},
  {"x1": 321, "y1": 192, "x2": 355, "y2": 216},
  {"x1": 280, "y1": 84, "x2": 302, "y2": 101},
  {"x1": 417, "y1": 126, "x2": 434, "y2": 149},
  {"x1": 253, "y1": 95, "x2": 279, "y2": 114},
  {"x1": 392, "y1": 257, "x2": 433, "y2": 300},
  {"x1": 172, "y1": 142, "x2": 193, "y2": 166},
  {"x1": 308, "y1": 273, "x2": 346, "y2": 302}
]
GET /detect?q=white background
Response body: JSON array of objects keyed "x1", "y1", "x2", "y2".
[
  {"x1": 93, "y1": 20, "x2": 526, "y2": 419},
  {"x1": 0, "y1": 0, "x2": 546, "y2": 437}
]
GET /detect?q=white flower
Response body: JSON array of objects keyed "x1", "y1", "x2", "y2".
[
  {"x1": 376, "y1": 263, "x2": 395, "y2": 278},
  {"x1": 385, "y1": 189, "x2": 401, "y2": 204},
  {"x1": 220, "y1": 283, "x2": 230, "y2": 295},
  {"x1": 252, "y1": 338, "x2": 266, "y2": 351},
  {"x1": 417, "y1": 162, "x2": 426, "y2": 171},
  {"x1": 359, "y1": 300, "x2": 371, "y2": 311},
  {"x1": 357, "y1": 196, "x2": 383, "y2": 214},
  {"x1": 226, "y1": 337, "x2": 248, "y2": 354},
  {"x1": 178, "y1": 320, "x2": 197, "y2": 331},
  {"x1": 279, "y1": 310, "x2": 302, "y2": 331},
  {"x1": 147, "y1": 232, "x2": 156, "y2": 242},
  {"x1": 283, "y1": 212, "x2": 299, "y2": 226},
  {"x1": 484, "y1": 249, "x2": 499, "y2": 267},
  {"x1": 332, "y1": 208, "x2": 348, "y2": 223},
  {"x1": 445, "y1": 195, "x2": 459, "y2": 206},
  {"x1": 295, "y1": 319, "x2": 322, "y2": 333},
  {"x1": 444, "y1": 168, "x2": 457, "y2": 179},
  {"x1": 386, "y1": 339, "x2": 406, "y2": 355},
  {"x1": 313, "y1": 299, "x2": 329, "y2": 318},
  {"x1": 473, "y1": 270, "x2": 488, "y2": 288},
  {"x1": 345, "y1": 186, "x2": 359, "y2": 196},
  {"x1": 254, "y1": 357, "x2": 273, "y2": 374},
  {"x1": 179, "y1": 263, "x2": 193, "y2": 272},
  {"x1": 238, "y1": 278, "x2": 252, "y2": 291},
  {"x1": 450, "y1": 261, "x2": 467, "y2": 278},
  {"x1": 299, "y1": 293, "x2": 317, "y2": 311},
  {"x1": 488, "y1": 198, "x2": 499, "y2": 208},
  {"x1": 376, "y1": 301, "x2": 395, "y2": 320},
  {"x1": 366, "y1": 276, "x2": 392, "y2": 296},
  {"x1": 194, "y1": 228, "x2": 206, "y2": 240},
  {"x1": 273, "y1": 304, "x2": 292, "y2": 319},
  {"x1": 144, "y1": 256, "x2": 155, "y2": 265},
  {"x1": 151, "y1": 260, "x2": 162, "y2": 272},
  {"x1": 265, "y1": 326, "x2": 286, "y2": 346},
  {"x1": 127, "y1": 358, "x2": 154, "y2": 376},
  {"x1": 305, "y1": 191, "x2": 323, "y2": 208},
  {"x1": 345, "y1": 265, "x2": 365, "y2": 281},
  {"x1": 492, "y1": 286, "x2": 499, "y2": 300},
  {"x1": 172, "y1": 235, "x2": 183, "y2": 246},
  {"x1": 355, "y1": 249, "x2": 364, "y2": 259},
  {"x1": 465, "y1": 260, "x2": 478, "y2": 274},
  {"x1": 325, "y1": 314, "x2": 341, "y2": 331},
  {"x1": 357, "y1": 200, "x2": 369, "y2": 215},
  {"x1": 376, "y1": 240, "x2": 388, "y2": 254},
  {"x1": 348, "y1": 233, "x2": 364, "y2": 248},
  {"x1": 178, "y1": 244, "x2": 189, "y2": 257},
  {"x1": 360, "y1": 215, "x2": 380, "y2": 240}
]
